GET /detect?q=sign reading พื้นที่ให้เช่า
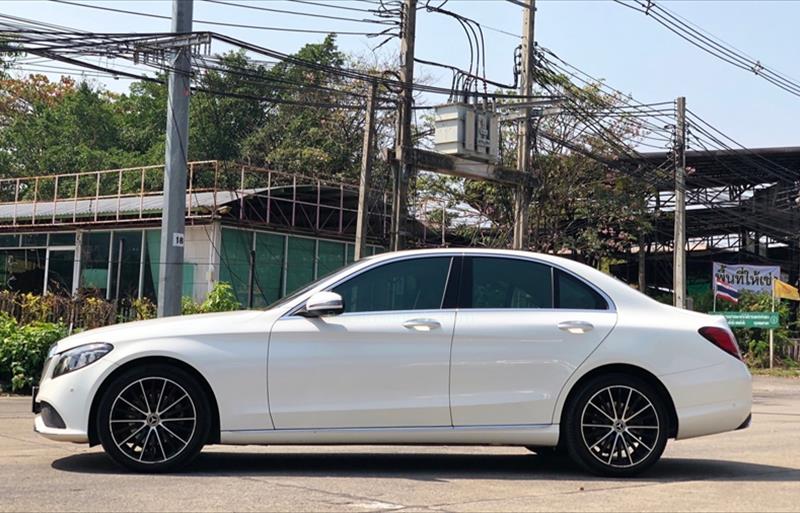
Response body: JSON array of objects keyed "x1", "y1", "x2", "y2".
[{"x1": 712, "y1": 262, "x2": 781, "y2": 295}]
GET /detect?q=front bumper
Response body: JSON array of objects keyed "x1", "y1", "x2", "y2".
[
  {"x1": 32, "y1": 355, "x2": 117, "y2": 445},
  {"x1": 32, "y1": 385, "x2": 40, "y2": 414},
  {"x1": 34, "y1": 415, "x2": 89, "y2": 443}
]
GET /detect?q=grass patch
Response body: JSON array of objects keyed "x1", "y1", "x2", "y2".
[{"x1": 751, "y1": 367, "x2": 800, "y2": 379}]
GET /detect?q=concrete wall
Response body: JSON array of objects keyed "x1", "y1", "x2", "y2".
[{"x1": 184, "y1": 223, "x2": 220, "y2": 303}]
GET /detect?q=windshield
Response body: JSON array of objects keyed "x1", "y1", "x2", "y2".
[{"x1": 263, "y1": 257, "x2": 373, "y2": 311}]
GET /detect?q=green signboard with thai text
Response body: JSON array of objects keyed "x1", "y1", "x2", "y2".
[{"x1": 709, "y1": 311, "x2": 780, "y2": 329}]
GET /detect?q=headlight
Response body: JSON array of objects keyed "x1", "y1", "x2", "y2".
[{"x1": 51, "y1": 343, "x2": 113, "y2": 378}]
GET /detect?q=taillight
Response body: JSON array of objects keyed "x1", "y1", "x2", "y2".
[{"x1": 699, "y1": 326, "x2": 742, "y2": 361}]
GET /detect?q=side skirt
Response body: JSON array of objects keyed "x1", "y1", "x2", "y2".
[{"x1": 220, "y1": 424, "x2": 559, "y2": 446}]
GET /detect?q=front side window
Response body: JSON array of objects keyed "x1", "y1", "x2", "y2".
[
  {"x1": 465, "y1": 257, "x2": 553, "y2": 309},
  {"x1": 333, "y1": 257, "x2": 452, "y2": 313}
]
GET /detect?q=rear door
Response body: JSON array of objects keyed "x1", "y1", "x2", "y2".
[{"x1": 449, "y1": 256, "x2": 617, "y2": 426}]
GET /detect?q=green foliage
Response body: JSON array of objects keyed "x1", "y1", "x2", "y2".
[
  {"x1": 0, "y1": 313, "x2": 68, "y2": 393},
  {"x1": 19, "y1": 292, "x2": 53, "y2": 324},
  {"x1": 190, "y1": 51, "x2": 270, "y2": 162},
  {"x1": 240, "y1": 35, "x2": 370, "y2": 180},
  {"x1": 0, "y1": 81, "x2": 148, "y2": 177},
  {"x1": 182, "y1": 282, "x2": 241, "y2": 315},
  {"x1": 131, "y1": 297, "x2": 156, "y2": 321},
  {"x1": 202, "y1": 282, "x2": 241, "y2": 312}
]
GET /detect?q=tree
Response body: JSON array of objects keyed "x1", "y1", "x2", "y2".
[
  {"x1": 116, "y1": 51, "x2": 272, "y2": 165},
  {"x1": 241, "y1": 35, "x2": 371, "y2": 180},
  {"x1": 0, "y1": 78, "x2": 144, "y2": 177}
]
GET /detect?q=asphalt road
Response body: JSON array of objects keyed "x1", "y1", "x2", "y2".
[{"x1": 2, "y1": 375, "x2": 799, "y2": 512}]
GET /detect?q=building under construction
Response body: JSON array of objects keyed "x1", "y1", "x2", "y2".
[
  {"x1": 0, "y1": 161, "x2": 387, "y2": 307},
  {"x1": 615, "y1": 146, "x2": 800, "y2": 297}
]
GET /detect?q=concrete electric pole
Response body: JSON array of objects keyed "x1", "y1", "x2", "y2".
[
  {"x1": 673, "y1": 96, "x2": 687, "y2": 309},
  {"x1": 158, "y1": 0, "x2": 193, "y2": 317},
  {"x1": 391, "y1": 0, "x2": 417, "y2": 251},
  {"x1": 638, "y1": 236, "x2": 647, "y2": 293},
  {"x1": 355, "y1": 79, "x2": 379, "y2": 261},
  {"x1": 512, "y1": 0, "x2": 536, "y2": 250}
]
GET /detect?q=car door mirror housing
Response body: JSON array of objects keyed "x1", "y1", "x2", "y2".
[{"x1": 302, "y1": 291, "x2": 344, "y2": 317}]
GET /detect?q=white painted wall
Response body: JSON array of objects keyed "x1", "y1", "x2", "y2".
[{"x1": 184, "y1": 224, "x2": 220, "y2": 303}]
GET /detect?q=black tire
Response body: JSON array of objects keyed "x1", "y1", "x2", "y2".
[
  {"x1": 96, "y1": 363, "x2": 211, "y2": 473},
  {"x1": 563, "y1": 373, "x2": 669, "y2": 477}
]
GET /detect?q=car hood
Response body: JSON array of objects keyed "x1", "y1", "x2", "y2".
[{"x1": 53, "y1": 309, "x2": 280, "y2": 353}]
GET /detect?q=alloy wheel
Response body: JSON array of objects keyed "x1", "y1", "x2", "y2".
[
  {"x1": 108, "y1": 377, "x2": 197, "y2": 465},
  {"x1": 579, "y1": 385, "x2": 660, "y2": 469}
]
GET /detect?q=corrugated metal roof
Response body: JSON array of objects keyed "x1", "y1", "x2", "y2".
[{"x1": 0, "y1": 190, "x2": 260, "y2": 221}]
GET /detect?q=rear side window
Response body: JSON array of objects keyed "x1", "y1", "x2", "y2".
[
  {"x1": 333, "y1": 257, "x2": 452, "y2": 313},
  {"x1": 464, "y1": 257, "x2": 553, "y2": 309},
  {"x1": 555, "y1": 269, "x2": 608, "y2": 310}
]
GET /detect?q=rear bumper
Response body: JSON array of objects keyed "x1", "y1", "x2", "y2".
[
  {"x1": 661, "y1": 360, "x2": 752, "y2": 440},
  {"x1": 736, "y1": 413, "x2": 752, "y2": 431}
]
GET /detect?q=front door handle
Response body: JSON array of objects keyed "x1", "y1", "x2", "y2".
[
  {"x1": 558, "y1": 320, "x2": 594, "y2": 334},
  {"x1": 402, "y1": 318, "x2": 441, "y2": 331}
]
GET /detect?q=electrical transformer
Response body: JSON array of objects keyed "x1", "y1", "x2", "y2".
[{"x1": 433, "y1": 103, "x2": 499, "y2": 162}]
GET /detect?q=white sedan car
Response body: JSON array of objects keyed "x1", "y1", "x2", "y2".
[{"x1": 34, "y1": 249, "x2": 751, "y2": 476}]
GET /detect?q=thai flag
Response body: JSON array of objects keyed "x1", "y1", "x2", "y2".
[{"x1": 714, "y1": 277, "x2": 739, "y2": 304}]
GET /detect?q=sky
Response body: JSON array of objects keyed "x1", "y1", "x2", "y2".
[{"x1": 3, "y1": 0, "x2": 800, "y2": 149}]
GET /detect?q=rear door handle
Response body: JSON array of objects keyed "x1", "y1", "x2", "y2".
[
  {"x1": 558, "y1": 320, "x2": 594, "y2": 334},
  {"x1": 402, "y1": 319, "x2": 441, "y2": 331}
]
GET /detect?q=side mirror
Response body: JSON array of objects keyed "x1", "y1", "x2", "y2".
[{"x1": 301, "y1": 291, "x2": 344, "y2": 317}]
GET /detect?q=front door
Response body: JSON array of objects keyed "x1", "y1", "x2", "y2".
[
  {"x1": 450, "y1": 256, "x2": 618, "y2": 426},
  {"x1": 268, "y1": 256, "x2": 456, "y2": 429}
]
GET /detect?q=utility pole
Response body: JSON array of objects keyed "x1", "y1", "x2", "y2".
[
  {"x1": 638, "y1": 237, "x2": 647, "y2": 293},
  {"x1": 355, "y1": 79, "x2": 379, "y2": 261},
  {"x1": 158, "y1": 0, "x2": 193, "y2": 317},
  {"x1": 512, "y1": 0, "x2": 536, "y2": 250},
  {"x1": 247, "y1": 248, "x2": 255, "y2": 309},
  {"x1": 391, "y1": 0, "x2": 417, "y2": 251},
  {"x1": 673, "y1": 96, "x2": 687, "y2": 309}
]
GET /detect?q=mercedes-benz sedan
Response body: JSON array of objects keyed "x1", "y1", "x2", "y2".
[{"x1": 34, "y1": 249, "x2": 751, "y2": 476}]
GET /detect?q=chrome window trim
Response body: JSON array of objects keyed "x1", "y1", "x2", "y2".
[{"x1": 278, "y1": 251, "x2": 616, "y2": 319}]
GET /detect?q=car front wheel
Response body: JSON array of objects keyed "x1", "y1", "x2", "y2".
[
  {"x1": 564, "y1": 373, "x2": 669, "y2": 477},
  {"x1": 96, "y1": 364, "x2": 211, "y2": 472}
]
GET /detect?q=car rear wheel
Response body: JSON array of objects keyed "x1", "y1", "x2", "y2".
[
  {"x1": 564, "y1": 373, "x2": 669, "y2": 477},
  {"x1": 97, "y1": 364, "x2": 210, "y2": 473}
]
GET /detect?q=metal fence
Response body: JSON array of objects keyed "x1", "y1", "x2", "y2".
[{"x1": 0, "y1": 290, "x2": 147, "y2": 331}]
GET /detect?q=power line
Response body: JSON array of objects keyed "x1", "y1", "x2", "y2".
[
  {"x1": 284, "y1": 0, "x2": 382, "y2": 14},
  {"x1": 49, "y1": 0, "x2": 397, "y2": 37},
  {"x1": 202, "y1": 0, "x2": 397, "y2": 26},
  {"x1": 614, "y1": 0, "x2": 800, "y2": 98},
  {"x1": 1, "y1": 29, "x2": 558, "y2": 101}
]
